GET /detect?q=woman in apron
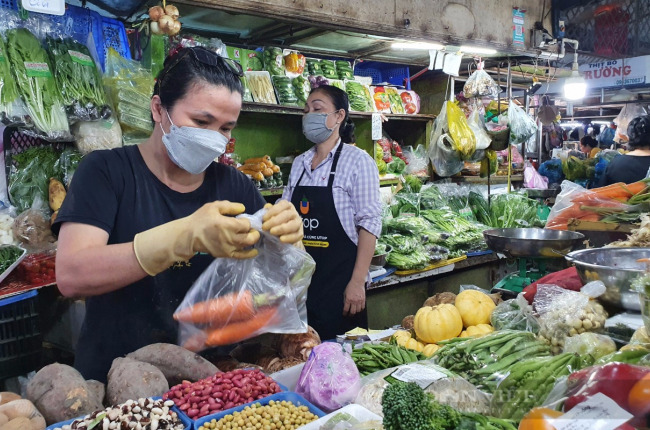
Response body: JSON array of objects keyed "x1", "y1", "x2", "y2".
[{"x1": 282, "y1": 85, "x2": 382, "y2": 340}]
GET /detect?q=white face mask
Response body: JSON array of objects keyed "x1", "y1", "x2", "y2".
[
  {"x1": 161, "y1": 110, "x2": 228, "y2": 174},
  {"x1": 302, "y1": 112, "x2": 338, "y2": 144}
]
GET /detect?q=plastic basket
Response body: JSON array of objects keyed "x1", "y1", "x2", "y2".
[
  {"x1": 102, "y1": 17, "x2": 131, "y2": 63},
  {"x1": 45, "y1": 397, "x2": 193, "y2": 430},
  {"x1": 194, "y1": 392, "x2": 325, "y2": 430},
  {"x1": 49, "y1": 5, "x2": 105, "y2": 69},
  {"x1": 383, "y1": 66, "x2": 410, "y2": 87},
  {"x1": 0, "y1": 289, "x2": 42, "y2": 379},
  {"x1": 354, "y1": 67, "x2": 382, "y2": 84}
]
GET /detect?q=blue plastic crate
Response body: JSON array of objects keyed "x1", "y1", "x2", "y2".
[
  {"x1": 355, "y1": 61, "x2": 411, "y2": 88},
  {"x1": 102, "y1": 16, "x2": 131, "y2": 64},
  {"x1": 45, "y1": 398, "x2": 192, "y2": 430},
  {"x1": 194, "y1": 392, "x2": 325, "y2": 429},
  {"x1": 0, "y1": 0, "x2": 15, "y2": 10},
  {"x1": 383, "y1": 66, "x2": 410, "y2": 88},
  {"x1": 354, "y1": 67, "x2": 382, "y2": 84},
  {"x1": 49, "y1": 4, "x2": 105, "y2": 67},
  {"x1": 0, "y1": 290, "x2": 41, "y2": 379}
]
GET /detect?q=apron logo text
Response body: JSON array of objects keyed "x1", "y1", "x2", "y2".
[{"x1": 303, "y1": 217, "x2": 320, "y2": 230}]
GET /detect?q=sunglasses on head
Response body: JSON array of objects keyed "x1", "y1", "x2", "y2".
[{"x1": 157, "y1": 46, "x2": 244, "y2": 91}]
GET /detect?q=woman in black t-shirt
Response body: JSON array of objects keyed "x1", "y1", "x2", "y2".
[
  {"x1": 53, "y1": 47, "x2": 303, "y2": 381},
  {"x1": 599, "y1": 115, "x2": 650, "y2": 186}
]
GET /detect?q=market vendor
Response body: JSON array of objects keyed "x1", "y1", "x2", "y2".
[
  {"x1": 579, "y1": 136, "x2": 601, "y2": 159},
  {"x1": 282, "y1": 85, "x2": 381, "y2": 340},
  {"x1": 53, "y1": 47, "x2": 303, "y2": 381},
  {"x1": 598, "y1": 115, "x2": 650, "y2": 186}
]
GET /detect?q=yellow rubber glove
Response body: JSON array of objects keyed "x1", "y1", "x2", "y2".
[
  {"x1": 134, "y1": 201, "x2": 260, "y2": 276},
  {"x1": 261, "y1": 200, "x2": 304, "y2": 245}
]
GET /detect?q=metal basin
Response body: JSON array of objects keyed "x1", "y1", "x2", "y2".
[
  {"x1": 370, "y1": 245, "x2": 392, "y2": 271},
  {"x1": 565, "y1": 247, "x2": 650, "y2": 311},
  {"x1": 484, "y1": 228, "x2": 585, "y2": 258}
]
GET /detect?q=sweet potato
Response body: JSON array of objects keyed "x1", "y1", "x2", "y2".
[
  {"x1": 85, "y1": 380, "x2": 105, "y2": 406},
  {"x1": 126, "y1": 343, "x2": 219, "y2": 386},
  {"x1": 106, "y1": 358, "x2": 169, "y2": 405},
  {"x1": 0, "y1": 417, "x2": 31, "y2": 430},
  {"x1": 25, "y1": 364, "x2": 101, "y2": 425},
  {"x1": 0, "y1": 394, "x2": 19, "y2": 407}
]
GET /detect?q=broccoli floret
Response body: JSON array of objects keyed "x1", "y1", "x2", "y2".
[{"x1": 382, "y1": 382, "x2": 463, "y2": 430}]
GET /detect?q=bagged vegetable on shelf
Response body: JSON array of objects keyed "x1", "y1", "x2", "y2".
[
  {"x1": 335, "y1": 60, "x2": 353, "y2": 80},
  {"x1": 262, "y1": 46, "x2": 284, "y2": 76},
  {"x1": 292, "y1": 75, "x2": 310, "y2": 106},
  {"x1": 467, "y1": 109, "x2": 491, "y2": 150},
  {"x1": 463, "y1": 69, "x2": 501, "y2": 98},
  {"x1": 72, "y1": 118, "x2": 123, "y2": 155},
  {"x1": 306, "y1": 58, "x2": 323, "y2": 76},
  {"x1": 296, "y1": 343, "x2": 360, "y2": 413},
  {"x1": 398, "y1": 90, "x2": 419, "y2": 114},
  {"x1": 175, "y1": 208, "x2": 315, "y2": 352},
  {"x1": 370, "y1": 86, "x2": 390, "y2": 113},
  {"x1": 447, "y1": 101, "x2": 476, "y2": 160},
  {"x1": 8, "y1": 146, "x2": 61, "y2": 214},
  {"x1": 563, "y1": 332, "x2": 616, "y2": 360},
  {"x1": 6, "y1": 28, "x2": 71, "y2": 141},
  {"x1": 246, "y1": 71, "x2": 278, "y2": 104},
  {"x1": 508, "y1": 100, "x2": 538, "y2": 146},
  {"x1": 346, "y1": 80, "x2": 373, "y2": 112},
  {"x1": 0, "y1": 26, "x2": 30, "y2": 127},
  {"x1": 46, "y1": 36, "x2": 111, "y2": 122},
  {"x1": 403, "y1": 145, "x2": 428, "y2": 177},
  {"x1": 283, "y1": 50, "x2": 305, "y2": 76},
  {"x1": 320, "y1": 59, "x2": 337, "y2": 79},
  {"x1": 385, "y1": 87, "x2": 404, "y2": 114},
  {"x1": 272, "y1": 75, "x2": 299, "y2": 106}
]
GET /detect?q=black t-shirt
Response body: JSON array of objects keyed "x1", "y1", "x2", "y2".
[
  {"x1": 598, "y1": 154, "x2": 650, "y2": 187},
  {"x1": 53, "y1": 145, "x2": 265, "y2": 381}
]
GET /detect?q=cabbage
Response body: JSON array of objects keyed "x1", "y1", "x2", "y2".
[
  {"x1": 295, "y1": 343, "x2": 360, "y2": 412},
  {"x1": 564, "y1": 332, "x2": 616, "y2": 359}
]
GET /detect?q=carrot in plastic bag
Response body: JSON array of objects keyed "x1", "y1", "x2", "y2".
[{"x1": 205, "y1": 307, "x2": 279, "y2": 346}]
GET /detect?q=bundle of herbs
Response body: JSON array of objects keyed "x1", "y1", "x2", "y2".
[
  {"x1": 0, "y1": 33, "x2": 30, "y2": 126},
  {"x1": 6, "y1": 28, "x2": 71, "y2": 140},
  {"x1": 489, "y1": 193, "x2": 542, "y2": 228},
  {"x1": 46, "y1": 36, "x2": 111, "y2": 121},
  {"x1": 421, "y1": 209, "x2": 486, "y2": 255}
]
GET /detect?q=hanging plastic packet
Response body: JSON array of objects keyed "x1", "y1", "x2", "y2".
[
  {"x1": 428, "y1": 102, "x2": 464, "y2": 177},
  {"x1": 175, "y1": 208, "x2": 315, "y2": 352},
  {"x1": 508, "y1": 100, "x2": 538, "y2": 146},
  {"x1": 467, "y1": 109, "x2": 492, "y2": 150},
  {"x1": 446, "y1": 101, "x2": 477, "y2": 160},
  {"x1": 463, "y1": 68, "x2": 500, "y2": 98}
]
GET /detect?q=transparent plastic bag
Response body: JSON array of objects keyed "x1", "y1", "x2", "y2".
[
  {"x1": 614, "y1": 104, "x2": 646, "y2": 142},
  {"x1": 175, "y1": 208, "x2": 315, "y2": 352},
  {"x1": 467, "y1": 110, "x2": 491, "y2": 150},
  {"x1": 429, "y1": 102, "x2": 464, "y2": 176},
  {"x1": 403, "y1": 145, "x2": 428, "y2": 176},
  {"x1": 463, "y1": 69, "x2": 500, "y2": 99},
  {"x1": 12, "y1": 197, "x2": 57, "y2": 253},
  {"x1": 563, "y1": 332, "x2": 616, "y2": 360},
  {"x1": 296, "y1": 343, "x2": 360, "y2": 413},
  {"x1": 534, "y1": 284, "x2": 608, "y2": 355},
  {"x1": 353, "y1": 361, "x2": 490, "y2": 416},
  {"x1": 447, "y1": 101, "x2": 476, "y2": 160},
  {"x1": 490, "y1": 292, "x2": 539, "y2": 333},
  {"x1": 72, "y1": 118, "x2": 123, "y2": 155},
  {"x1": 508, "y1": 101, "x2": 538, "y2": 146}
]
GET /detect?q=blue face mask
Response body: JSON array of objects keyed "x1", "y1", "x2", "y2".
[
  {"x1": 302, "y1": 112, "x2": 338, "y2": 144},
  {"x1": 161, "y1": 110, "x2": 228, "y2": 174}
]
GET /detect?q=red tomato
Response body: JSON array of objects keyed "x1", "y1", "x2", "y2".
[
  {"x1": 400, "y1": 92, "x2": 412, "y2": 104},
  {"x1": 629, "y1": 373, "x2": 650, "y2": 416},
  {"x1": 405, "y1": 103, "x2": 417, "y2": 114},
  {"x1": 47, "y1": 269, "x2": 55, "y2": 279}
]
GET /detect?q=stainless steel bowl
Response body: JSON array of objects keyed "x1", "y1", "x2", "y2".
[
  {"x1": 565, "y1": 247, "x2": 650, "y2": 311},
  {"x1": 371, "y1": 245, "x2": 392, "y2": 271},
  {"x1": 483, "y1": 228, "x2": 585, "y2": 258}
]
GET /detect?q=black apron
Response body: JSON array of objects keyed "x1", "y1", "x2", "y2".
[{"x1": 291, "y1": 144, "x2": 368, "y2": 340}]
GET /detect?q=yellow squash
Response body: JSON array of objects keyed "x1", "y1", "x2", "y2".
[
  {"x1": 422, "y1": 343, "x2": 440, "y2": 357},
  {"x1": 404, "y1": 338, "x2": 424, "y2": 352},
  {"x1": 392, "y1": 330, "x2": 412, "y2": 347},
  {"x1": 455, "y1": 290, "x2": 496, "y2": 327},
  {"x1": 414, "y1": 304, "x2": 463, "y2": 343},
  {"x1": 464, "y1": 324, "x2": 494, "y2": 337},
  {"x1": 48, "y1": 178, "x2": 66, "y2": 212}
]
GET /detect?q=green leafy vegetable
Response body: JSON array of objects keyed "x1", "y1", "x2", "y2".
[
  {"x1": 388, "y1": 158, "x2": 406, "y2": 175},
  {"x1": 379, "y1": 233, "x2": 419, "y2": 254},
  {"x1": 402, "y1": 175, "x2": 422, "y2": 193},
  {"x1": 6, "y1": 28, "x2": 70, "y2": 140},
  {"x1": 46, "y1": 36, "x2": 110, "y2": 121},
  {"x1": 346, "y1": 81, "x2": 372, "y2": 112},
  {"x1": 387, "y1": 246, "x2": 430, "y2": 270},
  {"x1": 489, "y1": 193, "x2": 541, "y2": 228},
  {"x1": 0, "y1": 245, "x2": 23, "y2": 274}
]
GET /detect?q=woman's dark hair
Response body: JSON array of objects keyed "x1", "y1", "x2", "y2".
[
  {"x1": 580, "y1": 136, "x2": 598, "y2": 149},
  {"x1": 627, "y1": 115, "x2": 650, "y2": 149},
  {"x1": 310, "y1": 85, "x2": 356, "y2": 144},
  {"x1": 154, "y1": 47, "x2": 243, "y2": 113}
]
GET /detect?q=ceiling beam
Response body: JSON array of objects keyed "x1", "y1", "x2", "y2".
[
  {"x1": 284, "y1": 29, "x2": 330, "y2": 45},
  {"x1": 349, "y1": 42, "x2": 393, "y2": 58}
]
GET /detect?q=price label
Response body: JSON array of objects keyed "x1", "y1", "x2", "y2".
[
  {"x1": 387, "y1": 363, "x2": 450, "y2": 389},
  {"x1": 549, "y1": 393, "x2": 633, "y2": 430},
  {"x1": 371, "y1": 113, "x2": 382, "y2": 140},
  {"x1": 24, "y1": 62, "x2": 52, "y2": 78},
  {"x1": 68, "y1": 50, "x2": 94, "y2": 67},
  {"x1": 21, "y1": 0, "x2": 65, "y2": 16}
]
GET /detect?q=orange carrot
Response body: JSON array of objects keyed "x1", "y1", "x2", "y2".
[
  {"x1": 205, "y1": 307, "x2": 278, "y2": 346},
  {"x1": 174, "y1": 291, "x2": 260, "y2": 325},
  {"x1": 625, "y1": 181, "x2": 649, "y2": 196}
]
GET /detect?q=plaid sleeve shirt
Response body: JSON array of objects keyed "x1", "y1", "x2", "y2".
[{"x1": 282, "y1": 141, "x2": 382, "y2": 245}]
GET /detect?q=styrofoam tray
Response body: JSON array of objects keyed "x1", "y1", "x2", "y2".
[
  {"x1": 0, "y1": 246, "x2": 26, "y2": 284},
  {"x1": 194, "y1": 392, "x2": 324, "y2": 429},
  {"x1": 300, "y1": 404, "x2": 382, "y2": 430},
  {"x1": 270, "y1": 362, "x2": 304, "y2": 391}
]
